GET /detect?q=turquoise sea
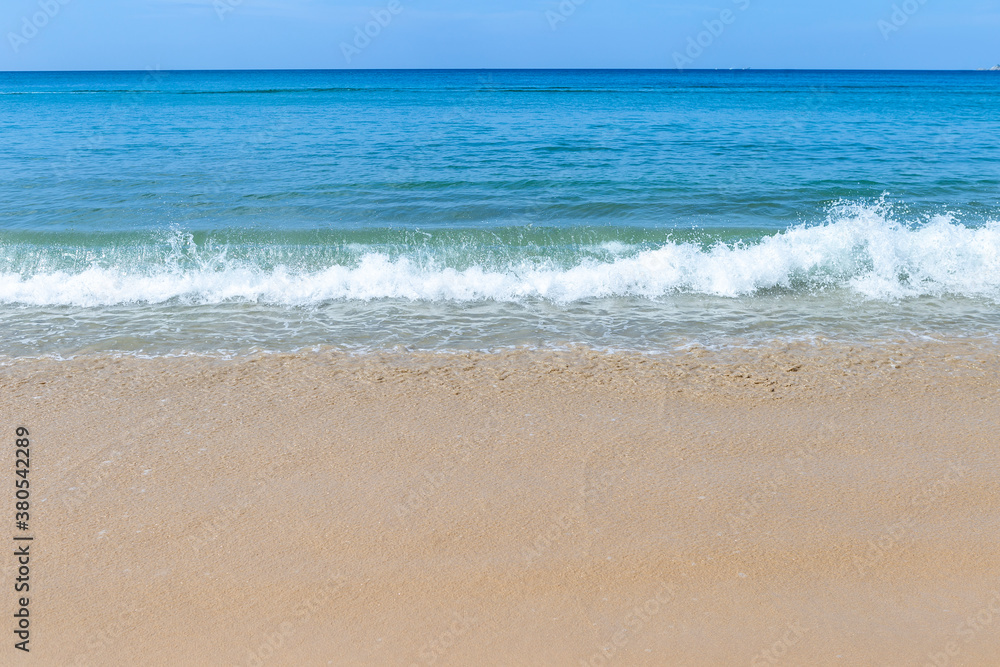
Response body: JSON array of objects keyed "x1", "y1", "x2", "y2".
[{"x1": 1, "y1": 69, "x2": 998, "y2": 356}]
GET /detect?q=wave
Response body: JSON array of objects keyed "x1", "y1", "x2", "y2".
[{"x1": 1, "y1": 203, "x2": 998, "y2": 307}]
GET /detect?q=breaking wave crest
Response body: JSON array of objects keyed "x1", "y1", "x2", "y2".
[{"x1": 2, "y1": 203, "x2": 999, "y2": 307}]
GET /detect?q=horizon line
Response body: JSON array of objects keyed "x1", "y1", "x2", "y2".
[{"x1": 2, "y1": 67, "x2": 998, "y2": 74}]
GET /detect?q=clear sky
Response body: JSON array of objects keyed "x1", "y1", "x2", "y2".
[{"x1": 2, "y1": 0, "x2": 998, "y2": 71}]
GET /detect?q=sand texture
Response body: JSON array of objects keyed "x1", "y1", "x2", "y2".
[{"x1": 2, "y1": 340, "x2": 999, "y2": 666}]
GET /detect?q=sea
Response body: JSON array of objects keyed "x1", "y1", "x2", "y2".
[{"x1": 1, "y1": 69, "x2": 998, "y2": 357}]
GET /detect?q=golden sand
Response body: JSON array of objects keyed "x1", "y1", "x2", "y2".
[{"x1": 2, "y1": 340, "x2": 999, "y2": 665}]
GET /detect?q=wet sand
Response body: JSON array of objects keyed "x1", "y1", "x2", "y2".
[{"x1": 2, "y1": 340, "x2": 999, "y2": 666}]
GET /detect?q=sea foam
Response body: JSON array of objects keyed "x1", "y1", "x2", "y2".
[{"x1": 1, "y1": 204, "x2": 998, "y2": 307}]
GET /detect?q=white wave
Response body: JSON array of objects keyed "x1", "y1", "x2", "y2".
[{"x1": 2, "y1": 204, "x2": 999, "y2": 306}]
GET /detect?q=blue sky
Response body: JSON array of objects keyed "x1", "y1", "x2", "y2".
[{"x1": 2, "y1": 0, "x2": 999, "y2": 71}]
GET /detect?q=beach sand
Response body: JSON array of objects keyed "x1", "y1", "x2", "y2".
[{"x1": 2, "y1": 340, "x2": 999, "y2": 666}]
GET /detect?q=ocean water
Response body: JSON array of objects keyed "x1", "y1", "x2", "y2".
[{"x1": 1, "y1": 69, "x2": 999, "y2": 356}]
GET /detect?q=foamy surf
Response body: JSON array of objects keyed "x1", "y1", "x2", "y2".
[{"x1": 1, "y1": 204, "x2": 998, "y2": 307}]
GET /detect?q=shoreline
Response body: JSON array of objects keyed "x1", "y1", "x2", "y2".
[{"x1": 2, "y1": 340, "x2": 999, "y2": 665}]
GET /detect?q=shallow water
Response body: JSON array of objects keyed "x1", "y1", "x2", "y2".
[{"x1": 1, "y1": 70, "x2": 998, "y2": 355}]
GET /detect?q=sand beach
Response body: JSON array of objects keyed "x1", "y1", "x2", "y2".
[{"x1": 3, "y1": 339, "x2": 999, "y2": 665}]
